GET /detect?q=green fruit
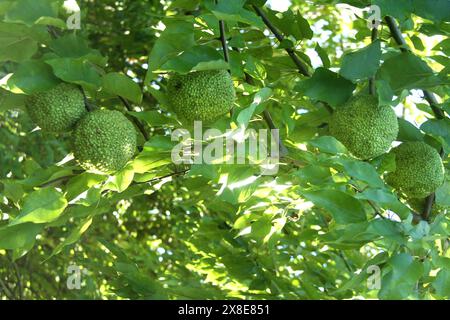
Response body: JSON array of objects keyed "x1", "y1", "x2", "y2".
[
  {"x1": 73, "y1": 110, "x2": 137, "y2": 173},
  {"x1": 386, "y1": 141, "x2": 444, "y2": 198},
  {"x1": 166, "y1": 70, "x2": 235, "y2": 123},
  {"x1": 329, "y1": 94, "x2": 398, "y2": 159},
  {"x1": 26, "y1": 83, "x2": 86, "y2": 133}
]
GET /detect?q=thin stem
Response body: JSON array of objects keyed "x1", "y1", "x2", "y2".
[
  {"x1": 79, "y1": 85, "x2": 94, "y2": 112},
  {"x1": 39, "y1": 174, "x2": 77, "y2": 188},
  {"x1": 422, "y1": 193, "x2": 435, "y2": 221},
  {"x1": 384, "y1": 16, "x2": 408, "y2": 50},
  {"x1": 252, "y1": 5, "x2": 311, "y2": 77},
  {"x1": 423, "y1": 90, "x2": 445, "y2": 120},
  {"x1": 252, "y1": 5, "x2": 334, "y2": 114},
  {"x1": 369, "y1": 27, "x2": 378, "y2": 95},
  {"x1": 218, "y1": 20, "x2": 230, "y2": 64},
  {"x1": 262, "y1": 110, "x2": 289, "y2": 157},
  {"x1": 118, "y1": 96, "x2": 150, "y2": 141}
]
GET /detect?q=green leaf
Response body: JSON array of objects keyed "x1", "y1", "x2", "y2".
[
  {"x1": 397, "y1": 118, "x2": 424, "y2": 142},
  {"x1": 379, "y1": 253, "x2": 424, "y2": 299},
  {"x1": 0, "y1": 89, "x2": 26, "y2": 112},
  {"x1": 309, "y1": 136, "x2": 347, "y2": 155},
  {"x1": 0, "y1": 223, "x2": 43, "y2": 250},
  {"x1": 0, "y1": 22, "x2": 37, "y2": 62},
  {"x1": 108, "y1": 165, "x2": 135, "y2": 193},
  {"x1": 244, "y1": 55, "x2": 267, "y2": 81},
  {"x1": 434, "y1": 38, "x2": 450, "y2": 55},
  {"x1": 433, "y1": 268, "x2": 450, "y2": 297},
  {"x1": 412, "y1": 0, "x2": 450, "y2": 23},
  {"x1": 435, "y1": 180, "x2": 450, "y2": 207},
  {"x1": 65, "y1": 173, "x2": 106, "y2": 202},
  {"x1": 372, "y1": 0, "x2": 412, "y2": 21},
  {"x1": 102, "y1": 72, "x2": 142, "y2": 104},
  {"x1": 4, "y1": 0, "x2": 57, "y2": 26},
  {"x1": 145, "y1": 18, "x2": 195, "y2": 82},
  {"x1": 211, "y1": 0, "x2": 264, "y2": 29},
  {"x1": 160, "y1": 46, "x2": 228, "y2": 74},
  {"x1": 375, "y1": 79, "x2": 395, "y2": 106},
  {"x1": 377, "y1": 52, "x2": 448, "y2": 92},
  {"x1": 340, "y1": 40, "x2": 381, "y2": 81},
  {"x1": 7, "y1": 60, "x2": 60, "y2": 94},
  {"x1": 420, "y1": 118, "x2": 450, "y2": 151},
  {"x1": 264, "y1": 8, "x2": 312, "y2": 41},
  {"x1": 46, "y1": 57, "x2": 102, "y2": 90},
  {"x1": 49, "y1": 33, "x2": 106, "y2": 65},
  {"x1": 236, "y1": 87, "x2": 272, "y2": 127},
  {"x1": 10, "y1": 188, "x2": 68, "y2": 225},
  {"x1": 410, "y1": 35, "x2": 425, "y2": 51},
  {"x1": 367, "y1": 219, "x2": 405, "y2": 243},
  {"x1": 356, "y1": 188, "x2": 411, "y2": 219},
  {"x1": 315, "y1": 43, "x2": 330, "y2": 68},
  {"x1": 339, "y1": 159, "x2": 384, "y2": 188},
  {"x1": 296, "y1": 68, "x2": 356, "y2": 107},
  {"x1": 49, "y1": 217, "x2": 93, "y2": 257},
  {"x1": 302, "y1": 189, "x2": 367, "y2": 224}
]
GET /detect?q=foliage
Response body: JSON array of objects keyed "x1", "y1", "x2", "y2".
[{"x1": 0, "y1": 0, "x2": 449, "y2": 300}]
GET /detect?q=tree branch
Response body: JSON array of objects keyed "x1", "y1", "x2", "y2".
[
  {"x1": 218, "y1": 20, "x2": 230, "y2": 64},
  {"x1": 252, "y1": 5, "x2": 311, "y2": 77},
  {"x1": 262, "y1": 110, "x2": 289, "y2": 157},
  {"x1": 369, "y1": 27, "x2": 378, "y2": 95},
  {"x1": 252, "y1": 5, "x2": 334, "y2": 115}
]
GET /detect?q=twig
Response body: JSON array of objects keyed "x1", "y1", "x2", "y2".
[
  {"x1": 252, "y1": 5, "x2": 311, "y2": 77},
  {"x1": 39, "y1": 174, "x2": 77, "y2": 188},
  {"x1": 218, "y1": 20, "x2": 230, "y2": 64},
  {"x1": 118, "y1": 96, "x2": 150, "y2": 141},
  {"x1": 47, "y1": 25, "x2": 61, "y2": 39},
  {"x1": 369, "y1": 27, "x2": 378, "y2": 95},
  {"x1": 422, "y1": 193, "x2": 435, "y2": 221},
  {"x1": 252, "y1": 5, "x2": 334, "y2": 114},
  {"x1": 262, "y1": 110, "x2": 289, "y2": 157},
  {"x1": 423, "y1": 90, "x2": 445, "y2": 120},
  {"x1": 338, "y1": 251, "x2": 353, "y2": 273},
  {"x1": 384, "y1": 16, "x2": 445, "y2": 120}
]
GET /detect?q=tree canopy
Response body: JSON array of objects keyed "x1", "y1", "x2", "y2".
[{"x1": 0, "y1": 0, "x2": 449, "y2": 300}]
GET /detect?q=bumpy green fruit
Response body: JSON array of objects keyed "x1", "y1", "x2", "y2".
[
  {"x1": 26, "y1": 83, "x2": 86, "y2": 132},
  {"x1": 166, "y1": 70, "x2": 235, "y2": 122},
  {"x1": 329, "y1": 94, "x2": 398, "y2": 159},
  {"x1": 73, "y1": 110, "x2": 137, "y2": 173},
  {"x1": 385, "y1": 141, "x2": 444, "y2": 198}
]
